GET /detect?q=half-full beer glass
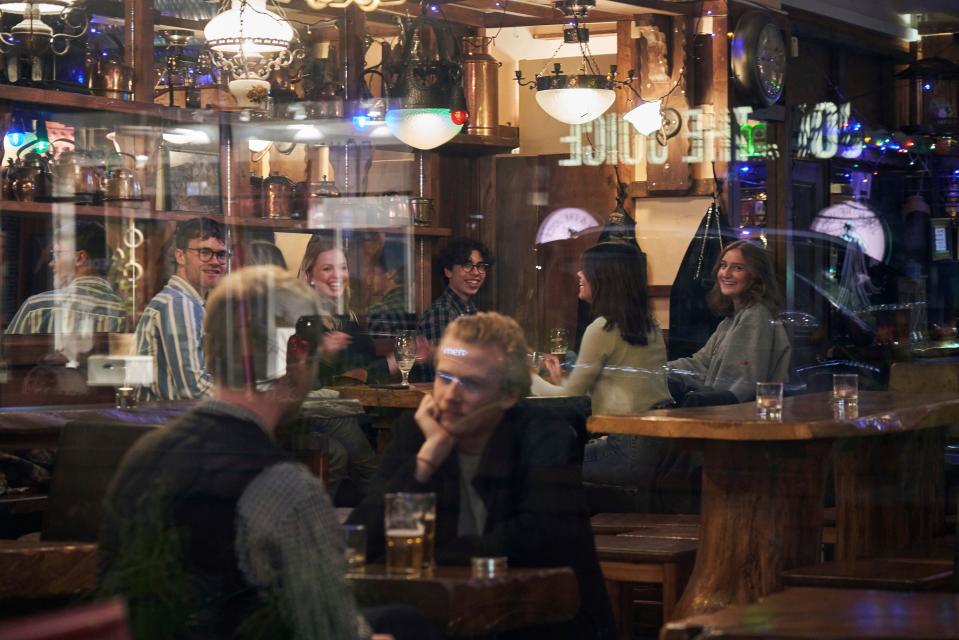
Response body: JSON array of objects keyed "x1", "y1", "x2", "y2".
[{"x1": 385, "y1": 492, "x2": 434, "y2": 576}]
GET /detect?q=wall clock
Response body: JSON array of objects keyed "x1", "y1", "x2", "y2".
[
  {"x1": 731, "y1": 12, "x2": 787, "y2": 107},
  {"x1": 535, "y1": 207, "x2": 601, "y2": 244}
]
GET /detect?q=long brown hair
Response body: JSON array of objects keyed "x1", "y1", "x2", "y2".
[
  {"x1": 297, "y1": 233, "x2": 350, "y2": 302},
  {"x1": 582, "y1": 241, "x2": 653, "y2": 346},
  {"x1": 707, "y1": 239, "x2": 782, "y2": 317}
]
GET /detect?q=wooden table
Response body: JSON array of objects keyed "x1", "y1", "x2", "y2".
[
  {"x1": 348, "y1": 564, "x2": 579, "y2": 637},
  {"x1": 588, "y1": 390, "x2": 959, "y2": 619},
  {"x1": 333, "y1": 384, "x2": 429, "y2": 410},
  {"x1": 661, "y1": 587, "x2": 959, "y2": 639}
]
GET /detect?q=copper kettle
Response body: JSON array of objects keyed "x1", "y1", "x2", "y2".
[
  {"x1": 293, "y1": 175, "x2": 340, "y2": 220},
  {"x1": 101, "y1": 152, "x2": 142, "y2": 201},
  {"x1": 52, "y1": 144, "x2": 100, "y2": 203}
]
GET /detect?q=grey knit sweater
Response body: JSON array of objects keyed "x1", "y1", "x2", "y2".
[{"x1": 666, "y1": 303, "x2": 791, "y2": 402}]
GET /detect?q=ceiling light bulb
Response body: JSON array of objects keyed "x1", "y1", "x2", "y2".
[
  {"x1": 385, "y1": 108, "x2": 462, "y2": 150},
  {"x1": 624, "y1": 99, "x2": 663, "y2": 135},
  {"x1": 534, "y1": 87, "x2": 615, "y2": 125}
]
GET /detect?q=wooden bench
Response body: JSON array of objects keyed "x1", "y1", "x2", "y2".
[
  {"x1": 662, "y1": 586, "x2": 959, "y2": 639},
  {"x1": 782, "y1": 558, "x2": 953, "y2": 591},
  {"x1": 593, "y1": 534, "x2": 697, "y2": 638},
  {"x1": 590, "y1": 512, "x2": 699, "y2": 535}
]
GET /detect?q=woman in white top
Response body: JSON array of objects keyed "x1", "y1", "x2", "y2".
[
  {"x1": 667, "y1": 239, "x2": 791, "y2": 406},
  {"x1": 532, "y1": 241, "x2": 672, "y2": 489}
]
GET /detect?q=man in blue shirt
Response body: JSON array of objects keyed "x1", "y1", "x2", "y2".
[
  {"x1": 135, "y1": 217, "x2": 228, "y2": 401},
  {"x1": 6, "y1": 221, "x2": 126, "y2": 335}
]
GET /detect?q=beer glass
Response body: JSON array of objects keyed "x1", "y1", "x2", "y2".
[
  {"x1": 412, "y1": 493, "x2": 436, "y2": 574},
  {"x1": 394, "y1": 330, "x2": 418, "y2": 387},
  {"x1": 548, "y1": 328, "x2": 569, "y2": 356},
  {"x1": 384, "y1": 492, "x2": 433, "y2": 576},
  {"x1": 832, "y1": 373, "x2": 859, "y2": 411},
  {"x1": 343, "y1": 524, "x2": 366, "y2": 573}
]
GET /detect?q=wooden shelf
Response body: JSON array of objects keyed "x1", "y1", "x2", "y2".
[
  {"x1": 0, "y1": 199, "x2": 453, "y2": 236},
  {"x1": 0, "y1": 85, "x2": 221, "y2": 124}
]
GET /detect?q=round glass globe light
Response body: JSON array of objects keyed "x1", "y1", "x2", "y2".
[
  {"x1": 535, "y1": 87, "x2": 615, "y2": 125},
  {"x1": 204, "y1": 0, "x2": 294, "y2": 56},
  {"x1": 385, "y1": 108, "x2": 463, "y2": 150}
]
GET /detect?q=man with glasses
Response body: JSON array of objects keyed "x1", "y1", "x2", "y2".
[
  {"x1": 135, "y1": 217, "x2": 228, "y2": 401},
  {"x1": 5, "y1": 221, "x2": 126, "y2": 335},
  {"x1": 417, "y1": 236, "x2": 493, "y2": 346},
  {"x1": 349, "y1": 312, "x2": 615, "y2": 640}
]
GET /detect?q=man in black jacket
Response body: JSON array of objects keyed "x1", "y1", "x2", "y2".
[{"x1": 349, "y1": 312, "x2": 616, "y2": 639}]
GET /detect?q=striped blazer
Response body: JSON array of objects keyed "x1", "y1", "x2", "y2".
[{"x1": 5, "y1": 276, "x2": 127, "y2": 335}]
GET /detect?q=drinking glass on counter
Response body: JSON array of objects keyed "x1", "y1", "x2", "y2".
[
  {"x1": 343, "y1": 524, "x2": 366, "y2": 573},
  {"x1": 755, "y1": 382, "x2": 783, "y2": 421},
  {"x1": 394, "y1": 330, "x2": 418, "y2": 387},
  {"x1": 832, "y1": 373, "x2": 859, "y2": 418},
  {"x1": 385, "y1": 492, "x2": 436, "y2": 576},
  {"x1": 548, "y1": 328, "x2": 569, "y2": 356}
]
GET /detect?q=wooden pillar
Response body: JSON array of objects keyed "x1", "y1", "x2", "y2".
[{"x1": 124, "y1": 0, "x2": 154, "y2": 104}]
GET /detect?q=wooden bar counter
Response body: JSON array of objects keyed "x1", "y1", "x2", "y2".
[
  {"x1": 349, "y1": 564, "x2": 579, "y2": 636},
  {"x1": 589, "y1": 391, "x2": 959, "y2": 619}
]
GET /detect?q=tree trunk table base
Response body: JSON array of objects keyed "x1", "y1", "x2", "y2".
[{"x1": 674, "y1": 440, "x2": 829, "y2": 618}]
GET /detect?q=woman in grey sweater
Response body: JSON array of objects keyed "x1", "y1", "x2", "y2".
[
  {"x1": 532, "y1": 241, "x2": 673, "y2": 489},
  {"x1": 667, "y1": 240, "x2": 791, "y2": 405}
]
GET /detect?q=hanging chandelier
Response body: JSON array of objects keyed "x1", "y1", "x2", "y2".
[
  {"x1": 204, "y1": 0, "x2": 301, "y2": 83},
  {"x1": 0, "y1": 0, "x2": 87, "y2": 55},
  {"x1": 382, "y1": 10, "x2": 469, "y2": 150},
  {"x1": 303, "y1": 0, "x2": 406, "y2": 12},
  {"x1": 624, "y1": 98, "x2": 663, "y2": 135},
  {"x1": 515, "y1": 0, "x2": 629, "y2": 125}
]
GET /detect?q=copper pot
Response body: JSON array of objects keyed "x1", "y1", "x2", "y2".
[
  {"x1": 88, "y1": 55, "x2": 134, "y2": 101},
  {"x1": 461, "y1": 37, "x2": 500, "y2": 136},
  {"x1": 101, "y1": 152, "x2": 141, "y2": 201},
  {"x1": 263, "y1": 172, "x2": 294, "y2": 219}
]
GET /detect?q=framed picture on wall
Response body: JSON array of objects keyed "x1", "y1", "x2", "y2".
[{"x1": 162, "y1": 147, "x2": 221, "y2": 214}]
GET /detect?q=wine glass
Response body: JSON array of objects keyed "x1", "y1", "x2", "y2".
[
  {"x1": 394, "y1": 330, "x2": 418, "y2": 387},
  {"x1": 548, "y1": 328, "x2": 569, "y2": 356}
]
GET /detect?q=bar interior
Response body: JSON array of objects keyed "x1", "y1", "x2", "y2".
[{"x1": 0, "y1": 0, "x2": 959, "y2": 637}]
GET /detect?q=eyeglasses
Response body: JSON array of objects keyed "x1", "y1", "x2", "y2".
[
  {"x1": 458, "y1": 261, "x2": 490, "y2": 274},
  {"x1": 186, "y1": 247, "x2": 232, "y2": 263}
]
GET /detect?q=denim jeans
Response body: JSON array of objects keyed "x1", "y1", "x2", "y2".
[
  {"x1": 312, "y1": 416, "x2": 377, "y2": 502},
  {"x1": 583, "y1": 434, "x2": 701, "y2": 513}
]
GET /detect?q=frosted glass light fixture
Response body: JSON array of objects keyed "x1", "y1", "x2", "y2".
[
  {"x1": 385, "y1": 108, "x2": 462, "y2": 150},
  {"x1": 624, "y1": 99, "x2": 663, "y2": 135},
  {"x1": 204, "y1": 0, "x2": 300, "y2": 81},
  {"x1": 0, "y1": 0, "x2": 71, "y2": 15},
  {"x1": 535, "y1": 80, "x2": 616, "y2": 125}
]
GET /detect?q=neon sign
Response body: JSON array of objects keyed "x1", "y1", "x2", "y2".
[
  {"x1": 558, "y1": 107, "x2": 780, "y2": 167},
  {"x1": 794, "y1": 101, "x2": 863, "y2": 159}
]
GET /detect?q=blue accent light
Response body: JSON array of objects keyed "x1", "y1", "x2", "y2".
[
  {"x1": 739, "y1": 165, "x2": 751, "y2": 173},
  {"x1": 923, "y1": 82, "x2": 932, "y2": 92},
  {"x1": 353, "y1": 115, "x2": 371, "y2": 128},
  {"x1": 6, "y1": 132, "x2": 25, "y2": 147}
]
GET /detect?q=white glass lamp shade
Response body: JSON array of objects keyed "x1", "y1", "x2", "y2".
[
  {"x1": 248, "y1": 138, "x2": 272, "y2": 152},
  {"x1": 535, "y1": 87, "x2": 615, "y2": 125},
  {"x1": 0, "y1": 0, "x2": 72, "y2": 15},
  {"x1": 385, "y1": 108, "x2": 463, "y2": 150},
  {"x1": 624, "y1": 99, "x2": 663, "y2": 135},
  {"x1": 204, "y1": 0, "x2": 294, "y2": 56}
]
